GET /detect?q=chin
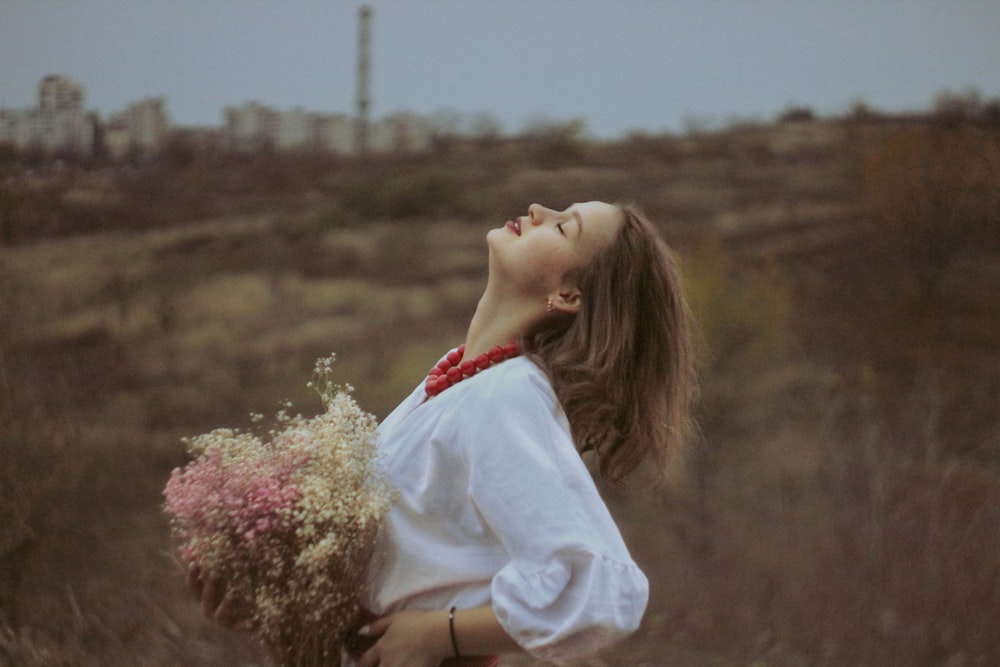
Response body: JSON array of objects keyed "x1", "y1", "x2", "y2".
[{"x1": 485, "y1": 227, "x2": 505, "y2": 249}]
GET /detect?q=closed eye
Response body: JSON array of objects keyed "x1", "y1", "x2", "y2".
[{"x1": 557, "y1": 223, "x2": 566, "y2": 236}]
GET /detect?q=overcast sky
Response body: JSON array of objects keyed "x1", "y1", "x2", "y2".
[{"x1": 2, "y1": 0, "x2": 998, "y2": 138}]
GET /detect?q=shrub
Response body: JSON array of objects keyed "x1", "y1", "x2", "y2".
[
  {"x1": 861, "y1": 124, "x2": 1000, "y2": 299},
  {"x1": 684, "y1": 236, "x2": 796, "y2": 387},
  {"x1": 338, "y1": 167, "x2": 465, "y2": 221},
  {"x1": 0, "y1": 348, "x2": 77, "y2": 620}
]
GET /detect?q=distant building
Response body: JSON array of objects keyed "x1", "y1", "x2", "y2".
[
  {"x1": 0, "y1": 75, "x2": 95, "y2": 155},
  {"x1": 105, "y1": 97, "x2": 170, "y2": 159},
  {"x1": 314, "y1": 113, "x2": 356, "y2": 154},
  {"x1": 38, "y1": 74, "x2": 84, "y2": 113},
  {"x1": 223, "y1": 101, "x2": 430, "y2": 156},
  {"x1": 370, "y1": 111, "x2": 432, "y2": 153},
  {"x1": 0, "y1": 109, "x2": 31, "y2": 147},
  {"x1": 224, "y1": 102, "x2": 280, "y2": 152},
  {"x1": 1, "y1": 75, "x2": 435, "y2": 160}
]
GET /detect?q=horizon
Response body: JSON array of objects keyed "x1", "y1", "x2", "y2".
[{"x1": 2, "y1": 1, "x2": 999, "y2": 138}]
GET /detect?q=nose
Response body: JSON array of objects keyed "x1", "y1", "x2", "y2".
[{"x1": 527, "y1": 203, "x2": 553, "y2": 226}]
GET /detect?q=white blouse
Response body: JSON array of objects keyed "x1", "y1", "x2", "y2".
[{"x1": 359, "y1": 354, "x2": 648, "y2": 661}]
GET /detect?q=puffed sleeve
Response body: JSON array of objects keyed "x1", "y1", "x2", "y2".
[{"x1": 451, "y1": 361, "x2": 649, "y2": 660}]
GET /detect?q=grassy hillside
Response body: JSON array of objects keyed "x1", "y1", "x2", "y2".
[{"x1": 2, "y1": 115, "x2": 998, "y2": 665}]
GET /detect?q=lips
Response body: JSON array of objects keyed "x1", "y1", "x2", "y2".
[{"x1": 506, "y1": 219, "x2": 521, "y2": 235}]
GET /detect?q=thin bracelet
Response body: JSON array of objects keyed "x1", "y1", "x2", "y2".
[{"x1": 448, "y1": 606, "x2": 461, "y2": 657}]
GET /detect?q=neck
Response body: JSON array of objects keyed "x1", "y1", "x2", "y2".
[{"x1": 463, "y1": 288, "x2": 541, "y2": 359}]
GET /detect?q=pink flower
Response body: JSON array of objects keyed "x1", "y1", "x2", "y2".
[{"x1": 162, "y1": 355, "x2": 394, "y2": 664}]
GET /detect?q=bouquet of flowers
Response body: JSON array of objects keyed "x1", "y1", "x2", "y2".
[{"x1": 163, "y1": 356, "x2": 394, "y2": 666}]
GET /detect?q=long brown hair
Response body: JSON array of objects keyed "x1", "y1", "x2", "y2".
[{"x1": 525, "y1": 204, "x2": 697, "y2": 482}]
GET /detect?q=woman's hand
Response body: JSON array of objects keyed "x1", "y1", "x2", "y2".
[
  {"x1": 186, "y1": 565, "x2": 255, "y2": 631},
  {"x1": 356, "y1": 609, "x2": 451, "y2": 667}
]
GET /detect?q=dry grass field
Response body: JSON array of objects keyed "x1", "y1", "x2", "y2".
[{"x1": 2, "y1": 115, "x2": 999, "y2": 665}]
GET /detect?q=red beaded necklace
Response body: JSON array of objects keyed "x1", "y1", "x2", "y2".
[{"x1": 424, "y1": 342, "x2": 520, "y2": 397}]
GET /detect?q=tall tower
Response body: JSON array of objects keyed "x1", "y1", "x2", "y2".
[{"x1": 355, "y1": 5, "x2": 372, "y2": 155}]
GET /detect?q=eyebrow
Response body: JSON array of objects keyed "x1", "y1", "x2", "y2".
[{"x1": 570, "y1": 209, "x2": 584, "y2": 235}]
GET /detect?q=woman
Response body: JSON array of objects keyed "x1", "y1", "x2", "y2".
[{"x1": 194, "y1": 201, "x2": 696, "y2": 666}]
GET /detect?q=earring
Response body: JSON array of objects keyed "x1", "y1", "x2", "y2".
[{"x1": 546, "y1": 297, "x2": 555, "y2": 313}]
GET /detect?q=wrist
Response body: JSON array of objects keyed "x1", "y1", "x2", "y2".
[{"x1": 421, "y1": 609, "x2": 456, "y2": 660}]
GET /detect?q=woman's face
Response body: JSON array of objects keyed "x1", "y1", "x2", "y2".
[{"x1": 486, "y1": 201, "x2": 623, "y2": 300}]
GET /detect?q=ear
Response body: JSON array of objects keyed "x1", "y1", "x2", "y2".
[{"x1": 549, "y1": 287, "x2": 582, "y2": 315}]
